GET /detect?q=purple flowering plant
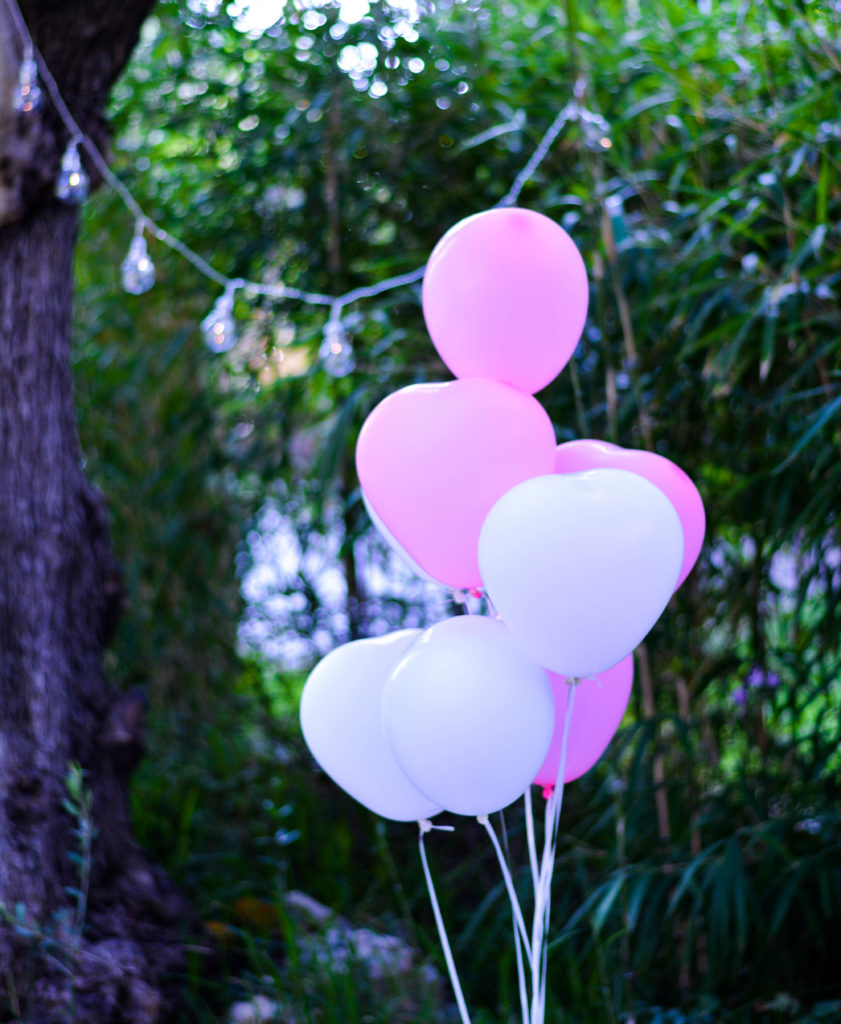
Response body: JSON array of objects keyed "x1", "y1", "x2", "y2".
[
  {"x1": 746, "y1": 666, "x2": 781, "y2": 689},
  {"x1": 732, "y1": 666, "x2": 781, "y2": 709}
]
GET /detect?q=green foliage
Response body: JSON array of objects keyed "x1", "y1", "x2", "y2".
[{"x1": 71, "y1": 0, "x2": 841, "y2": 1020}]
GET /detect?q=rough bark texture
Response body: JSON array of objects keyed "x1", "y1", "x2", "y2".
[{"x1": 0, "y1": 3, "x2": 195, "y2": 1021}]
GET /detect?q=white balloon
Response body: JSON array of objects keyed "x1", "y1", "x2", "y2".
[
  {"x1": 478, "y1": 469, "x2": 684, "y2": 677},
  {"x1": 382, "y1": 616, "x2": 554, "y2": 816},
  {"x1": 300, "y1": 630, "x2": 442, "y2": 822}
]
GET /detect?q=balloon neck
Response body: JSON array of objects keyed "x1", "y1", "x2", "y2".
[
  {"x1": 542, "y1": 785, "x2": 555, "y2": 800},
  {"x1": 418, "y1": 819, "x2": 454, "y2": 834},
  {"x1": 566, "y1": 675, "x2": 582, "y2": 687},
  {"x1": 468, "y1": 587, "x2": 483, "y2": 599}
]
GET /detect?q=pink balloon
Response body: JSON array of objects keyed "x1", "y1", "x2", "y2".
[
  {"x1": 534, "y1": 654, "x2": 633, "y2": 787},
  {"x1": 422, "y1": 208, "x2": 589, "y2": 395},
  {"x1": 554, "y1": 440, "x2": 705, "y2": 588},
  {"x1": 356, "y1": 378, "x2": 556, "y2": 589}
]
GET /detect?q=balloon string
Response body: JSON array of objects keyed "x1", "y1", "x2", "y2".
[
  {"x1": 512, "y1": 890, "x2": 532, "y2": 1024},
  {"x1": 550, "y1": 679, "x2": 578, "y2": 842},
  {"x1": 530, "y1": 680, "x2": 578, "y2": 1024},
  {"x1": 543, "y1": 681, "x2": 578, "y2": 1022},
  {"x1": 452, "y1": 589, "x2": 484, "y2": 614},
  {"x1": 524, "y1": 788, "x2": 540, "y2": 901},
  {"x1": 483, "y1": 590, "x2": 502, "y2": 621},
  {"x1": 530, "y1": 812, "x2": 552, "y2": 1022},
  {"x1": 530, "y1": 772, "x2": 559, "y2": 1019},
  {"x1": 500, "y1": 810, "x2": 533, "y2": 1024},
  {"x1": 539, "y1": 681, "x2": 578, "y2": 1024},
  {"x1": 418, "y1": 821, "x2": 472, "y2": 1024},
  {"x1": 478, "y1": 815, "x2": 534, "y2": 969}
]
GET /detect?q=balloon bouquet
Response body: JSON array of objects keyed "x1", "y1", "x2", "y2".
[{"x1": 300, "y1": 208, "x2": 705, "y2": 1024}]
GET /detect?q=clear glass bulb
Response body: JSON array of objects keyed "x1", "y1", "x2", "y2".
[
  {"x1": 319, "y1": 320, "x2": 355, "y2": 378},
  {"x1": 55, "y1": 142, "x2": 90, "y2": 204},
  {"x1": 13, "y1": 57, "x2": 42, "y2": 116},
  {"x1": 121, "y1": 231, "x2": 156, "y2": 295},
  {"x1": 201, "y1": 288, "x2": 237, "y2": 353},
  {"x1": 579, "y1": 109, "x2": 613, "y2": 151}
]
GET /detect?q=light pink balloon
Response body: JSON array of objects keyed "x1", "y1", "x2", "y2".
[
  {"x1": 554, "y1": 440, "x2": 705, "y2": 588},
  {"x1": 356, "y1": 378, "x2": 556, "y2": 589},
  {"x1": 534, "y1": 654, "x2": 633, "y2": 788},
  {"x1": 422, "y1": 208, "x2": 589, "y2": 395}
]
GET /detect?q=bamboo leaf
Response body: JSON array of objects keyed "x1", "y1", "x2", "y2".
[
  {"x1": 591, "y1": 873, "x2": 625, "y2": 935},
  {"x1": 769, "y1": 863, "x2": 807, "y2": 937},
  {"x1": 774, "y1": 393, "x2": 841, "y2": 471}
]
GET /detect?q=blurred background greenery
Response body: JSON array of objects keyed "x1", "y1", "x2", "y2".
[{"x1": 70, "y1": 0, "x2": 840, "y2": 1020}]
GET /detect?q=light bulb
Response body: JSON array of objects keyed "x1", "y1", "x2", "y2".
[
  {"x1": 201, "y1": 284, "x2": 237, "y2": 353},
  {"x1": 55, "y1": 141, "x2": 90, "y2": 204},
  {"x1": 121, "y1": 225, "x2": 156, "y2": 295},
  {"x1": 579, "y1": 108, "x2": 613, "y2": 151},
  {"x1": 13, "y1": 56, "x2": 42, "y2": 116},
  {"x1": 319, "y1": 319, "x2": 355, "y2": 378}
]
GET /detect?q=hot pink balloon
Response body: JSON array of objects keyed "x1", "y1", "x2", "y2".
[
  {"x1": 554, "y1": 440, "x2": 705, "y2": 588},
  {"x1": 534, "y1": 654, "x2": 633, "y2": 787},
  {"x1": 356, "y1": 378, "x2": 556, "y2": 589},
  {"x1": 422, "y1": 208, "x2": 589, "y2": 395}
]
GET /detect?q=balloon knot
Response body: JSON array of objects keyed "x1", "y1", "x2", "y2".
[
  {"x1": 476, "y1": 814, "x2": 490, "y2": 826},
  {"x1": 542, "y1": 785, "x2": 555, "y2": 800},
  {"x1": 566, "y1": 675, "x2": 582, "y2": 687},
  {"x1": 468, "y1": 587, "x2": 483, "y2": 599},
  {"x1": 418, "y1": 819, "x2": 454, "y2": 834}
]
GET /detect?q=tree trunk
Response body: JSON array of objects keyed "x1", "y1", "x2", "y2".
[{"x1": 0, "y1": 3, "x2": 194, "y2": 1021}]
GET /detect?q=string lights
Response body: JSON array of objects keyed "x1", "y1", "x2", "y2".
[
  {"x1": 55, "y1": 138, "x2": 90, "y2": 203},
  {"x1": 319, "y1": 314, "x2": 356, "y2": 378},
  {"x1": 201, "y1": 279, "x2": 242, "y2": 353},
  {"x1": 3, "y1": 0, "x2": 592, "y2": 370},
  {"x1": 120, "y1": 220, "x2": 156, "y2": 295},
  {"x1": 12, "y1": 48, "x2": 41, "y2": 115}
]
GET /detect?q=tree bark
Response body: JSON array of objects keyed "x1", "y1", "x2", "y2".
[{"x1": 0, "y1": 2, "x2": 194, "y2": 1021}]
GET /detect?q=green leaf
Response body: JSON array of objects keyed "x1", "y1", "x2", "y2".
[{"x1": 591, "y1": 873, "x2": 625, "y2": 935}]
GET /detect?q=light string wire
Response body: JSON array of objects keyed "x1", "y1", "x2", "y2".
[{"x1": 2, "y1": 0, "x2": 577, "y2": 335}]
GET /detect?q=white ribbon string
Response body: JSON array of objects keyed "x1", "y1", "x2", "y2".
[
  {"x1": 500, "y1": 810, "x2": 533, "y2": 1024},
  {"x1": 530, "y1": 822, "x2": 551, "y2": 1022},
  {"x1": 418, "y1": 820, "x2": 471, "y2": 1024},
  {"x1": 480, "y1": 813, "x2": 534, "y2": 1023},
  {"x1": 530, "y1": 679, "x2": 578, "y2": 1024},
  {"x1": 530, "y1": 783, "x2": 556, "y2": 1021},
  {"x1": 524, "y1": 787, "x2": 540, "y2": 902},
  {"x1": 512, "y1": 904, "x2": 531, "y2": 1024},
  {"x1": 478, "y1": 815, "x2": 534, "y2": 969}
]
